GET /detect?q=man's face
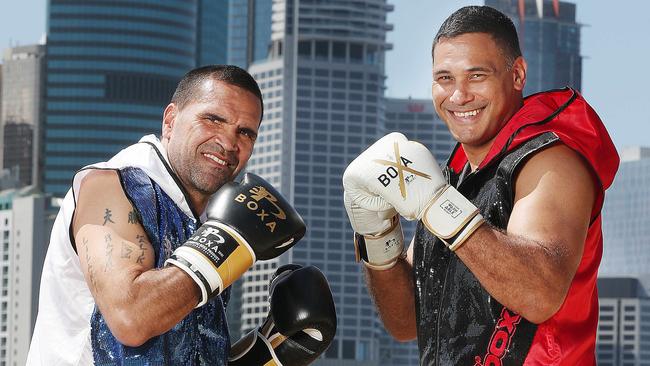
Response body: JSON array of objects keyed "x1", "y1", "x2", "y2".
[
  {"x1": 432, "y1": 33, "x2": 526, "y2": 151},
  {"x1": 162, "y1": 79, "x2": 262, "y2": 198}
]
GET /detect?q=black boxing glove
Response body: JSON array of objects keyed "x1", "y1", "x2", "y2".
[
  {"x1": 229, "y1": 264, "x2": 337, "y2": 366},
  {"x1": 165, "y1": 173, "x2": 306, "y2": 307}
]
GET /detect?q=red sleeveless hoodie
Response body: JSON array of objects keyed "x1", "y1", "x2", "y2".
[{"x1": 447, "y1": 88, "x2": 619, "y2": 365}]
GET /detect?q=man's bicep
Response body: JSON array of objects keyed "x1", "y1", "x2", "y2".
[
  {"x1": 73, "y1": 170, "x2": 155, "y2": 297},
  {"x1": 508, "y1": 144, "x2": 596, "y2": 260}
]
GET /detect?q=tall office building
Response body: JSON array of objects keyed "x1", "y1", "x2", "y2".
[
  {"x1": 599, "y1": 147, "x2": 650, "y2": 277},
  {"x1": 44, "y1": 0, "x2": 227, "y2": 197},
  {"x1": 220, "y1": 0, "x2": 276, "y2": 342},
  {"x1": 1, "y1": 45, "x2": 45, "y2": 188},
  {"x1": 486, "y1": 0, "x2": 582, "y2": 96},
  {"x1": 227, "y1": 0, "x2": 274, "y2": 68},
  {"x1": 241, "y1": 0, "x2": 397, "y2": 364},
  {"x1": 596, "y1": 277, "x2": 650, "y2": 366},
  {"x1": 0, "y1": 187, "x2": 54, "y2": 366},
  {"x1": 197, "y1": 0, "x2": 229, "y2": 66}
]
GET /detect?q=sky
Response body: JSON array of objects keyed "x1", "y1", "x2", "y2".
[{"x1": 1, "y1": 0, "x2": 649, "y2": 150}]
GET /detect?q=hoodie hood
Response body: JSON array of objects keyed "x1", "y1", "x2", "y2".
[{"x1": 447, "y1": 88, "x2": 619, "y2": 191}]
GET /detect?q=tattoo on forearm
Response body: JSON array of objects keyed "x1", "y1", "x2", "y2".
[
  {"x1": 135, "y1": 234, "x2": 148, "y2": 265},
  {"x1": 83, "y1": 237, "x2": 98, "y2": 291},
  {"x1": 103, "y1": 208, "x2": 115, "y2": 225},
  {"x1": 127, "y1": 209, "x2": 139, "y2": 225},
  {"x1": 104, "y1": 233, "x2": 113, "y2": 272},
  {"x1": 120, "y1": 242, "x2": 133, "y2": 259}
]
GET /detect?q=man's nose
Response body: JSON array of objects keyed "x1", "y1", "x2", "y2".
[
  {"x1": 217, "y1": 125, "x2": 239, "y2": 152},
  {"x1": 449, "y1": 82, "x2": 474, "y2": 105}
]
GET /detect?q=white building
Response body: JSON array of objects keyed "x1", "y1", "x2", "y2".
[
  {"x1": 0, "y1": 187, "x2": 53, "y2": 366},
  {"x1": 597, "y1": 277, "x2": 650, "y2": 366}
]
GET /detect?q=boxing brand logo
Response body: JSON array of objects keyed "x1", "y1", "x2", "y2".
[
  {"x1": 440, "y1": 199, "x2": 462, "y2": 218},
  {"x1": 374, "y1": 142, "x2": 431, "y2": 198},
  {"x1": 235, "y1": 186, "x2": 286, "y2": 232},
  {"x1": 474, "y1": 308, "x2": 522, "y2": 366}
]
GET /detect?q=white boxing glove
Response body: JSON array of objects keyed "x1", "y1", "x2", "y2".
[
  {"x1": 343, "y1": 192, "x2": 404, "y2": 270},
  {"x1": 343, "y1": 132, "x2": 484, "y2": 251}
]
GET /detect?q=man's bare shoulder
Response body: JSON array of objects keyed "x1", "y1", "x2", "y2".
[
  {"x1": 73, "y1": 169, "x2": 135, "y2": 236},
  {"x1": 514, "y1": 142, "x2": 597, "y2": 202},
  {"x1": 78, "y1": 168, "x2": 121, "y2": 191}
]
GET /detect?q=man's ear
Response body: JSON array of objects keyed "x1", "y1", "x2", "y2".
[
  {"x1": 162, "y1": 103, "x2": 178, "y2": 140},
  {"x1": 512, "y1": 56, "x2": 527, "y2": 91}
]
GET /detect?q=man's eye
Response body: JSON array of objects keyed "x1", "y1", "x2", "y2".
[
  {"x1": 239, "y1": 129, "x2": 257, "y2": 140},
  {"x1": 436, "y1": 75, "x2": 452, "y2": 83},
  {"x1": 470, "y1": 74, "x2": 486, "y2": 80}
]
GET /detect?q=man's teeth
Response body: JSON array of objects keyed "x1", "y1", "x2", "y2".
[
  {"x1": 204, "y1": 153, "x2": 228, "y2": 166},
  {"x1": 453, "y1": 109, "x2": 481, "y2": 117}
]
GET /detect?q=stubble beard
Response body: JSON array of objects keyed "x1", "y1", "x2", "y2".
[
  {"x1": 188, "y1": 166, "x2": 232, "y2": 196},
  {"x1": 169, "y1": 148, "x2": 233, "y2": 197}
]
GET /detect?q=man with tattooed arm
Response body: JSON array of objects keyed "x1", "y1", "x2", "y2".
[{"x1": 26, "y1": 65, "x2": 335, "y2": 365}]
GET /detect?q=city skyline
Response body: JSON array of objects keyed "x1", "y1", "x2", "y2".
[
  {"x1": 2, "y1": 1, "x2": 649, "y2": 150},
  {"x1": 0, "y1": 1, "x2": 647, "y2": 364}
]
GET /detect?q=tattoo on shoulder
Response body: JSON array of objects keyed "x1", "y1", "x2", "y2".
[
  {"x1": 120, "y1": 242, "x2": 133, "y2": 259},
  {"x1": 82, "y1": 236, "x2": 98, "y2": 291},
  {"x1": 135, "y1": 234, "x2": 148, "y2": 265},
  {"x1": 103, "y1": 208, "x2": 115, "y2": 225},
  {"x1": 104, "y1": 233, "x2": 113, "y2": 272},
  {"x1": 127, "y1": 209, "x2": 139, "y2": 225}
]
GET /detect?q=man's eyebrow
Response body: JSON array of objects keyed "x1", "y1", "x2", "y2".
[
  {"x1": 434, "y1": 66, "x2": 496, "y2": 76},
  {"x1": 466, "y1": 66, "x2": 495, "y2": 73},
  {"x1": 200, "y1": 112, "x2": 227, "y2": 122}
]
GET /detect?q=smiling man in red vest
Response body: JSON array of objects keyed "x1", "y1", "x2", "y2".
[{"x1": 343, "y1": 6, "x2": 619, "y2": 365}]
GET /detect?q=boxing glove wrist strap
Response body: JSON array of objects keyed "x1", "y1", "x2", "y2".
[
  {"x1": 165, "y1": 221, "x2": 255, "y2": 307},
  {"x1": 422, "y1": 185, "x2": 485, "y2": 251},
  {"x1": 354, "y1": 215, "x2": 405, "y2": 270}
]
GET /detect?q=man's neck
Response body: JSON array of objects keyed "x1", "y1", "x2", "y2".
[{"x1": 463, "y1": 139, "x2": 496, "y2": 172}]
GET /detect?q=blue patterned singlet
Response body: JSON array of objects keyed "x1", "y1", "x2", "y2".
[{"x1": 90, "y1": 167, "x2": 231, "y2": 365}]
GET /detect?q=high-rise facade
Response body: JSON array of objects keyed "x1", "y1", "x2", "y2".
[
  {"x1": 596, "y1": 277, "x2": 650, "y2": 366},
  {"x1": 242, "y1": 0, "x2": 398, "y2": 364},
  {"x1": 0, "y1": 188, "x2": 54, "y2": 366},
  {"x1": 0, "y1": 45, "x2": 45, "y2": 188},
  {"x1": 227, "y1": 0, "x2": 273, "y2": 68},
  {"x1": 44, "y1": 0, "x2": 227, "y2": 197},
  {"x1": 486, "y1": 0, "x2": 582, "y2": 96},
  {"x1": 197, "y1": 0, "x2": 229, "y2": 66},
  {"x1": 600, "y1": 147, "x2": 650, "y2": 277}
]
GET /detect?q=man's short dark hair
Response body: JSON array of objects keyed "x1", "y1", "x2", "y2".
[
  {"x1": 171, "y1": 65, "x2": 264, "y2": 121},
  {"x1": 433, "y1": 6, "x2": 522, "y2": 68}
]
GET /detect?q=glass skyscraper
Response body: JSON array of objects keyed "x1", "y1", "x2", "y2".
[
  {"x1": 241, "y1": 0, "x2": 401, "y2": 363},
  {"x1": 227, "y1": 0, "x2": 273, "y2": 68},
  {"x1": 1, "y1": 44, "x2": 45, "y2": 188},
  {"x1": 44, "y1": 0, "x2": 226, "y2": 197},
  {"x1": 486, "y1": 0, "x2": 582, "y2": 96},
  {"x1": 198, "y1": 0, "x2": 229, "y2": 66},
  {"x1": 600, "y1": 147, "x2": 650, "y2": 277}
]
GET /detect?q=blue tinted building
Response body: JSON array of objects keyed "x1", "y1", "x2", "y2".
[
  {"x1": 44, "y1": 0, "x2": 226, "y2": 197},
  {"x1": 226, "y1": 0, "x2": 273, "y2": 68},
  {"x1": 198, "y1": 0, "x2": 229, "y2": 66},
  {"x1": 486, "y1": 0, "x2": 582, "y2": 95},
  {"x1": 242, "y1": 1, "x2": 413, "y2": 364}
]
